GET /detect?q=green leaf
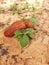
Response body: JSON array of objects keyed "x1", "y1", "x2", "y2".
[
  {"x1": 21, "y1": 29, "x2": 26, "y2": 34},
  {"x1": 28, "y1": 32, "x2": 35, "y2": 38},
  {"x1": 14, "y1": 30, "x2": 23, "y2": 39},
  {"x1": 14, "y1": 28, "x2": 35, "y2": 48},
  {"x1": 25, "y1": 28, "x2": 34, "y2": 33},
  {"x1": 20, "y1": 28, "x2": 35, "y2": 38},
  {"x1": 30, "y1": 17, "x2": 36, "y2": 23},
  {"x1": 20, "y1": 35, "x2": 29, "y2": 48},
  {"x1": 30, "y1": 14, "x2": 37, "y2": 28},
  {"x1": 30, "y1": 17, "x2": 37, "y2": 29},
  {"x1": 25, "y1": 28, "x2": 35, "y2": 38},
  {"x1": 21, "y1": 28, "x2": 34, "y2": 38},
  {"x1": 21, "y1": 28, "x2": 34, "y2": 34}
]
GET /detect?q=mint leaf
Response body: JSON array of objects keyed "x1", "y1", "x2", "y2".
[
  {"x1": 14, "y1": 28, "x2": 35, "y2": 48},
  {"x1": 28, "y1": 32, "x2": 35, "y2": 38},
  {"x1": 30, "y1": 17, "x2": 37, "y2": 29},
  {"x1": 30, "y1": 17, "x2": 36, "y2": 23},
  {"x1": 25, "y1": 28, "x2": 34, "y2": 33},
  {"x1": 25, "y1": 28, "x2": 35, "y2": 38},
  {"x1": 20, "y1": 35, "x2": 29, "y2": 48},
  {"x1": 14, "y1": 30, "x2": 23, "y2": 39},
  {"x1": 21, "y1": 28, "x2": 34, "y2": 34},
  {"x1": 30, "y1": 14, "x2": 37, "y2": 29},
  {"x1": 20, "y1": 28, "x2": 35, "y2": 38}
]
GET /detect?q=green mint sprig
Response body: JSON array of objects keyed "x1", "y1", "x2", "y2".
[
  {"x1": 30, "y1": 14, "x2": 37, "y2": 29},
  {"x1": 14, "y1": 28, "x2": 35, "y2": 48}
]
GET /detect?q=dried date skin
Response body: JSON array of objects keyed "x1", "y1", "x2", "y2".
[
  {"x1": 4, "y1": 21, "x2": 26, "y2": 37},
  {"x1": 24, "y1": 21, "x2": 34, "y2": 28}
]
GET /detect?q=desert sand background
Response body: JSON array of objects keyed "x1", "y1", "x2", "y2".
[{"x1": 0, "y1": 0, "x2": 49, "y2": 65}]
